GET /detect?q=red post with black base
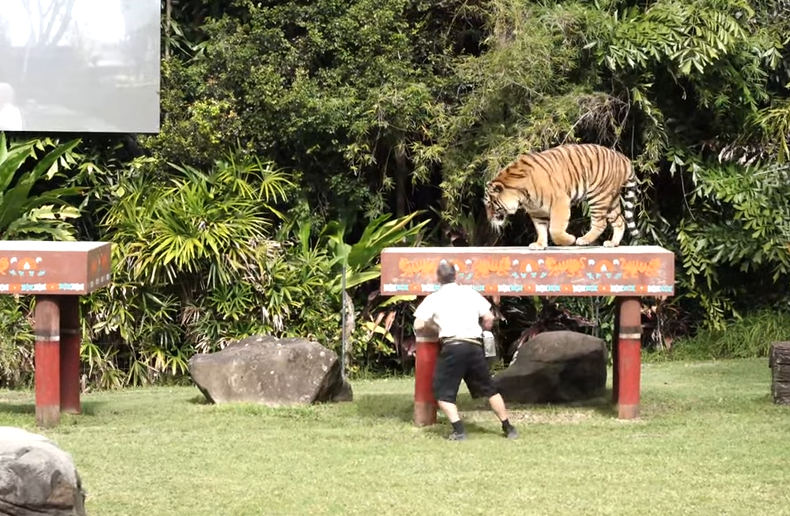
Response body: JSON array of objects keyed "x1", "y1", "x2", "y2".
[
  {"x1": 0, "y1": 241, "x2": 113, "y2": 428},
  {"x1": 612, "y1": 301, "x2": 620, "y2": 403},
  {"x1": 60, "y1": 296, "x2": 82, "y2": 414},
  {"x1": 34, "y1": 296, "x2": 61, "y2": 428},
  {"x1": 413, "y1": 327, "x2": 439, "y2": 426},
  {"x1": 615, "y1": 297, "x2": 642, "y2": 419}
]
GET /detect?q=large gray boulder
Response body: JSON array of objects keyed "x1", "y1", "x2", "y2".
[
  {"x1": 494, "y1": 330, "x2": 608, "y2": 404},
  {"x1": 0, "y1": 427, "x2": 87, "y2": 516},
  {"x1": 188, "y1": 335, "x2": 353, "y2": 406}
]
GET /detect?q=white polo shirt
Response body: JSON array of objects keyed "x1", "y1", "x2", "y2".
[{"x1": 413, "y1": 282, "x2": 491, "y2": 339}]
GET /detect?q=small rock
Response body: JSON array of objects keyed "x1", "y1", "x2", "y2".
[{"x1": 0, "y1": 427, "x2": 87, "y2": 516}]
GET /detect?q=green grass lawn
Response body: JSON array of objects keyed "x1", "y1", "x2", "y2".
[{"x1": 1, "y1": 358, "x2": 789, "y2": 516}]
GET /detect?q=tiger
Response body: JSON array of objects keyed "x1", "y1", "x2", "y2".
[{"x1": 483, "y1": 143, "x2": 640, "y2": 250}]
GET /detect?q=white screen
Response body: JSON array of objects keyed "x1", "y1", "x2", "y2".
[{"x1": 0, "y1": 0, "x2": 160, "y2": 133}]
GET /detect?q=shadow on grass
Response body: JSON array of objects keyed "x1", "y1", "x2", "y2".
[
  {"x1": 351, "y1": 392, "x2": 523, "y2": 436},
  {"x1": 0, "y1": 400, "x2": 105, "y2": 417},
  {"x1": 353, "y1": 393, "x2": 414, "y2": 423},
  {"x1": 547, "y1": 390, "x2": 618, "y2": 418},
  {"x1": 187, "y1": 395, "x2": 212, "y2": 406},
  {"x1": 181, "y1": 382, "x2": 619, "y2": 424},
  {"x1": 353, "y1": 389, "x2": 619, "y2": 424},
  {"x1": 420, "y1": 420, "x2": 500, "y2": 439}
]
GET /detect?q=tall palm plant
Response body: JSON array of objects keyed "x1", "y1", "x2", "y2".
[
  {"x1": 316, "y1": 211, "x2": 430, "y2": 365},
  {"x1": 104, "y1": 154, "x2": 293, "y2": 289}
]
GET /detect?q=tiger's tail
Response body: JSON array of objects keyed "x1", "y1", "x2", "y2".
[{"x1": 622, "y1": 165, "x2": 639, "y2": 241}]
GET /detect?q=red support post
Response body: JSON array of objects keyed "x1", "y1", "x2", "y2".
[
  {"x1": 34, "y1": 296, "x2": 61, "y2": 428},
  {"x1": 60, "y1": 296, "x2": 82, "y2": 414},
  {"x1": 413, "y1": 327, "x2": 439, "y2": 426},
  {"x1": 612, "y1": 300, "x2": 620, "y2": 403},
  {"x1": 616, "y1": 297, "x2": 642, "y2": 419}
]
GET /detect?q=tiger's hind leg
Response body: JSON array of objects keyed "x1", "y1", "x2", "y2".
[
  {"x1": 603, "y1": 203, "x2": 626, "y2": 248},
  {"x1": 575, "y1": 203, "x2": 611, "y2": 246}
]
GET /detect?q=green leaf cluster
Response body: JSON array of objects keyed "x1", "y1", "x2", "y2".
[{"x1": 0, "y1": 133, "x2": 83, "y2": 241}]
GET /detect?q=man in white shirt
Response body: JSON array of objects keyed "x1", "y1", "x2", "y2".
[
  {"x1": 0, "y1": 83, "x2": 24, "y2": 131},
  {"x1": 414, "y1": 260, "x2": 518, "y2": 440}
]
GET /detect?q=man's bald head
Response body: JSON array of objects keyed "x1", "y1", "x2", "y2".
[{"x1": 436, "y1": 260, "x2": 457, "y2": 285}]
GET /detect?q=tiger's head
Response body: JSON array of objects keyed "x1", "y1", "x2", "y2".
[{"x1": 484, "y1": 178, "x2": 526, "y2": 231}]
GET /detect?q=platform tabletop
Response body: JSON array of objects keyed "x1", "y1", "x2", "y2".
[{"x1": 380, "y1": 245, "x2": 675, "y2": 297}]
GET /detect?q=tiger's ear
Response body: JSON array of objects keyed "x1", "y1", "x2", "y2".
[{"x1": 489, "y1": 182, "x2": 503, "y2": 193}]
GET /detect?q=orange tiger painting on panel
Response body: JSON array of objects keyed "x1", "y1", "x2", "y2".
[
  {"x1": 398, "y1": 258, "x2": 437, "y2": 278},
  {"x1": 544, "y1": 257, "x2": 587, "y2": 277},
  {"x1": 620, "y1": 258, "x2": 662, "y2": 279},
  {"x1": 483, "y1": 143, "x2": 641, "y2": 250},
  {"x1": 470, "y1": 256, "x2": 511, "y2": 277}
]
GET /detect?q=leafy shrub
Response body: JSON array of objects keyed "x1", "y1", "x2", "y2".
[
  {"x1": 0, "y1": 296, "x2": 34, "y2": 389},
  {"x1": 667, "y1": 309, "x2": 790, "y2": 360},
  {"x1": 81, "y1": 152, "x2": 301, "y2": 387},
  {"x1": 0, "y1": 133, "x2": 84, "y2": 240},
  {"x1": 673, "y1": 159, "x2": 790, "y2": 330}
]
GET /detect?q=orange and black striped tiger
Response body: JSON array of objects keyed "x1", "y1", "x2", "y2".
[{"x1": 483, "y1": 143, "x2": 639, "y2": 250}]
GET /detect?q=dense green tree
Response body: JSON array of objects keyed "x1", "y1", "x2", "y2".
[{"x1": 151, "y1": 0, "x2": 488, "y2": 223}]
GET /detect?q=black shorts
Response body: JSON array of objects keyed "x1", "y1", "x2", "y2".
[{"x1": 432, "y1": 341, "x2": 497, "y2": 403}]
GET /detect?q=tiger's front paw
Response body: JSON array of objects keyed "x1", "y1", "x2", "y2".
[
  {"x1": 575, "y1": 237, "x2": 593, "y2": 246},
  {"x1": 528, "y1": 242, "x2": 546, "y2": 251},
  {"x1": 602, "y1": 240, "x2": 619, "y2": 248}
]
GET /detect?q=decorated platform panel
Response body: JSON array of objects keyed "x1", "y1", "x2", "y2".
[
  {"x1": 380, "y1": 245, "x2": 675, "y2": 297},
  {"x1": 0, "y1": 241, "x2": 112, "y2": 295}
]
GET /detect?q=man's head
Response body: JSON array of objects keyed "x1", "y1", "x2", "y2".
[{"x1": 436, "y1": 260, "x2": 457, "y2": 285}]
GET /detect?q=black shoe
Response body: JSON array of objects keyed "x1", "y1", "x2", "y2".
[
  {"x1": 503, "y1": 426, "x2": 518, "y2": 439},
  {"x1": 447, "y1": 431, "x2": 467, "y2": 441}
]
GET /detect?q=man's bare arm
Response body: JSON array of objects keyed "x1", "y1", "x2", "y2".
[
  {"x1": 481, "y1": 311, "x2": 495, "y2": 331},
  {"x1": 415, "y1": 317, "x2": 439, "y2": 332}
]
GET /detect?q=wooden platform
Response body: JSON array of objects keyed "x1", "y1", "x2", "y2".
[
  {"x1": 380, "y1": 245, "x2": 675, "y2": 297},
  {"x1": 380, "y1": 244, "x2": 677, "y2": 421},
  {"x1": 0, "y1": 241, "x2": 113, "y2": 429}
]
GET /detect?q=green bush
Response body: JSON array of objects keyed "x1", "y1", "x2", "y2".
[
  {"x1": 79, "y1": 152, "x2": 310, "y2": 387},
  {"x1": 667, "y1": 309, "x2": 790, "y2": 360},
  {"x1": 0, "y1": 296, "x2": 34, "y2": 389}
]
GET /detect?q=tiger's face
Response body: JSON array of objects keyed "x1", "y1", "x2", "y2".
[{"x1": 484, "y1": 180, "x2": 524, "y2": 230}]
